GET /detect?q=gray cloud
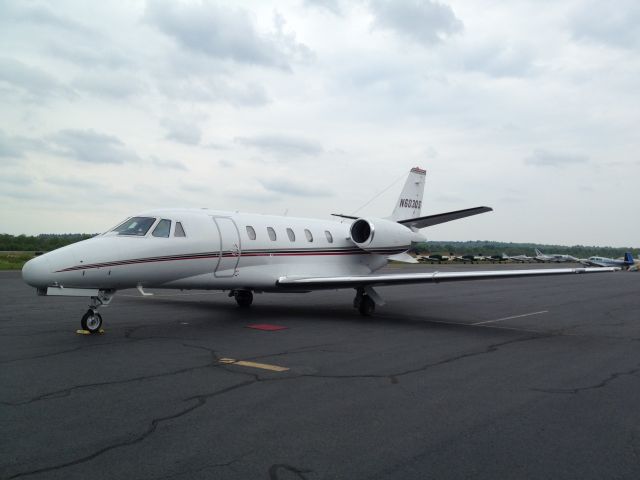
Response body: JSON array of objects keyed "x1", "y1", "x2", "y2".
[
  {"x1": 151, "y1": 156, "x2": 188, "y2": 171},
  {"x1": 161, "y1": 118, "x2": 202, "y2": 146},
  {"x1": 0, "y1": 131, "x2": 26, "y2": 159},
  {"x1": 49, "y1": 130, "x2": 140, "y2": 164},
  {"x1": 158, "y1": 76, "x2": 270, "y2": 106},
  {"x1": 0, "y1": 2, "x2": 92, "y2": 35},
  {"x1": 462, "y1": 43, "x2": 535, "y2": 78},
  {"x1": 571, "y1": 0, "x2": 640, "y2": 49},
  {"x1": 225, "y1": 189, "x2": 280, "y2": 203},
  {"x1": 0, "y1": 172, "x2": 33, "y2": 186},
  {"x1": 525, "y1": 149, "x2": 589, "y2": 168},
  {"x1": 304, "y1": 0, "x2": 342, "y2": 15},
  {"x1": 0, "y1": 57, "x2": 74, "y2": 102},
  {"x1": 235, "y1": 134, "x2": 323, "y2": 157},
  {"x1": 369, "y1": 0, "x2": 463, "y2": 46},
  {"x1": 145, "y1": 0, "x2": 309, "y2": 70},
  {"x1": 260, "y1": 178, "x2": 332, "y2": 197},
  {"x1": 46, "y1": 176, "x2": 92, "y2": 189},
  {"x1": 73, "y1": 72, "x2": 147, "y2": 99},
  {"x1": 47, "y1": 42, "x2": 131, "y2": 69},
  {"x1": 0, "y1": 130, "x2": 47, "y2": 159}
]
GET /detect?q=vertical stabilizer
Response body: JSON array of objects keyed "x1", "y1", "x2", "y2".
[
  {"x1": 390, "y1": 167, "x2": 426, "y2": 221},
  {"x1": 624, "y1": 252, "x2": 634, "y2": 264}
]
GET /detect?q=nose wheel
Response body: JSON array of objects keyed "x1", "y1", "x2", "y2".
[
  {"x1": 78, "y1": 290, "x2": 113, "y2": 334},
  {"x1": 81, "y1": 309, "x2": 103, "y2": 333}
]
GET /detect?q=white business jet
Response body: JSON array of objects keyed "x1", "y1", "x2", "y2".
[{"x1": 22, "y1": 167, "x2": 617, "y2": 333}]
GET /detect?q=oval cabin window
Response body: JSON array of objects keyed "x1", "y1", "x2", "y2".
[{"x1": 246, "y1": 226, "x2": 256, "y2": 240}]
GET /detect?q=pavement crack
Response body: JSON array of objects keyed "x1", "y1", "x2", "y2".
[
  {"x1": 269, "y1": 464, "x2": 313, "y2": 480},
  {"x1": 2, "y1": 343, "x2": 220, "y2": 407},
  {"x1": 145, "y1": 451, "x2": 252, "y2": 480},
  {"x1": 532, "y1": 365, "x2": 640, "y2": 394},
  {"x1": 305, "y1": 335, "x2": 545, "y2": 382},
  {"x1": 5, "y1": 381, "x2": 254, "y2": 480}
]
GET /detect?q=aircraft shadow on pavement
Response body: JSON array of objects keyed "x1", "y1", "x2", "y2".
[{"x1": 120, "y1": 295, "x2": 522, "y2": 336}]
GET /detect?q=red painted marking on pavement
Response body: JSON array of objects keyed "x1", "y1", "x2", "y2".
[{"x1": 246, "y1": 324, "x2": 288, "y2": 331}]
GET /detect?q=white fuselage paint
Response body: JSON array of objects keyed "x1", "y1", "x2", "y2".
[{"x1": 23, "y1": 209, "x2": 408, "y2": 293}]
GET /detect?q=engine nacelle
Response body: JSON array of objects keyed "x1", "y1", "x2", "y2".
[{"x1": 350, "y1": 217, "x2": 422, "y2": 252}]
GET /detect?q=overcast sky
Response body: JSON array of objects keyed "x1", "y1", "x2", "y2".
[{"x1": 1, "y1": 0, "x2": 638, "y2": 247}]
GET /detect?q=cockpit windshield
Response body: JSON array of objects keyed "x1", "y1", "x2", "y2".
[{"x1": 113, "y1": 217, "x2": 157, "y2": 236}]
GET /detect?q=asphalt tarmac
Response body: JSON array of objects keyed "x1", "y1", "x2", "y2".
[{"x1": 2, "y1": 264, "x2": 639, "y2": 480}]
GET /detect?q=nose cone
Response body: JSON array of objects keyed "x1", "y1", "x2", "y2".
[{"x1": 22, "y1": 255, "x2": 52, "y2": 288}]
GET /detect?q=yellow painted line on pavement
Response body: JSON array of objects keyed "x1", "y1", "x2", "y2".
[
  {"x1": 75, "y1": 329, "x2": 105, "y2": 335},
  {"x1": 219, "y1": 358, "x2": 289, "y2": 372}
]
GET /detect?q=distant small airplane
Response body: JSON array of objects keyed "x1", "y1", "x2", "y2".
[
  {"x1": 22, "y1": 167, "x2": 617, "y2": 333},
  {"x1": 456, "y1": 254, "x2": 486, "y2": 263},
  {"x1": 534, "y1": 248, "x2": 579, "y2": 263},
  {"x1": 506, "y1": 253, "x2": 535, "y2": 263},
  {"x1": 580, "y1": 252, "x2": 636, "y2": 269},
  {"x1": 418, "y1": 254, "x2": 451, "y2": 263}
]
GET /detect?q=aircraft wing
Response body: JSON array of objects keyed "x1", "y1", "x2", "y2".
[
  {"x1": 277, "y1": 267, "x2": 618, "y2": 290},
  {"x1": 398, "y1": 206, "x2": 492, "y2": 229}
]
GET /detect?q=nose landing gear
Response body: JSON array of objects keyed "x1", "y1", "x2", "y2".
[
  {"x1": 78, "y1": 290, "x2": 114, "y2": 334},
  {"x1": 81, "y1": 309, "x2": 103, "y2": 333}
]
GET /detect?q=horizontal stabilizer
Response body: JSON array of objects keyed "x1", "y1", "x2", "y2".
[
  {"x1": 331, "y1": 213, "x2": 358, "y2": 220},
  {"x1": 277, "y1": 267, "x2": 618, "y2": 290},
  {"x1": 398, "y1": 206, "x2": 492, "y2": 229}
]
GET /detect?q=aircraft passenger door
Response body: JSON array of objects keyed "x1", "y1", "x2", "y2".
[{"x1": 212, "y1": 217, "x2": 241, "y2": 277}]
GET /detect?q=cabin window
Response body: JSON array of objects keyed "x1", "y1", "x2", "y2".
[
  {"x1": 113, "y1": 217, "x2": 156, "y2": 236},
  {"x1": 175, "y1": 222, "x2": 186, "y2": 237},
  {"x1": 152, "y1": 219, "x2": 172, "y2": 238},
  {"x1": 304, "y1": 229, "x2": 313, "y2": 242},
  {"x1": 286, "y1": 228, "x2": 295, "y2": 242},
  {"x1": 267, "y1": 227, "x2": 277, "y2": 241},
  {"x1": 246, "y1": 226, "x2": 257, "y2": 240},
  {"x1": 324, "y1": 230, "x2": 333, "y2": 243}
]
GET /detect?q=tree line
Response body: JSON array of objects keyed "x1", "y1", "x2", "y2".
[
  {"x1": 0, "y1": 234, "x2": 96, "y2": 252},
  {"x1": 1, "y1": 234, "x2": 637, "y2": 259},
  {"x1": 411, "y1": 241, "x2": 638, "y2": 259}
]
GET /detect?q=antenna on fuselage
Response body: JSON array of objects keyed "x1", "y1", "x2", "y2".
[{"x1": 349, "y1": 170, "x2": 406, "y2": 216}]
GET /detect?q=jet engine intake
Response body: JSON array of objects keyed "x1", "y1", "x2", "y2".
[{"x1": 349, "y1": 217, "x2": 422, "y2": 252}]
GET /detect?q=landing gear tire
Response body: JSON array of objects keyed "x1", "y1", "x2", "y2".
[
  {"x1": 358, "y1": 296, "x2": 375, "y2": 316},
  {"x1": 234, "y1": 290, "x2": 253, "y2": 308},
  {"x1": 81, "y1": 309, "x2": 102, "y2": 333}
]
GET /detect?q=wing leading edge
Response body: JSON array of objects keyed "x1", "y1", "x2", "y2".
[{"x1": 277, "y1": 267, "x2": 618, "y2": 290}]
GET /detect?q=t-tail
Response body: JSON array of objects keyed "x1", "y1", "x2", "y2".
[
  {"x1": 390, "y1": 167, "x2": 426, "y2": 221},
  {"x1": 333, "y1": 167, "x2": 492, "y2": 229},
  {"x1": 391, "y1": 167, "x2": 492, "y2": 230}
]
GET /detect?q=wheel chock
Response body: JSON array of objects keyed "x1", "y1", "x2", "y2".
[{"x1": 75, "y1": 329, "x2": 105, "y2": 335}]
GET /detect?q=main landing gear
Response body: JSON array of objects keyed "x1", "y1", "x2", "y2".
[
  {"x1": 79, "y1": 290, "x2": 114, "y2": 334},
  {"x1": 354, "y1": 287, "x2": 376, "y2": 316},
  {"x1": 231, "y1": 289, "x2": 253, "y2": 307}
]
